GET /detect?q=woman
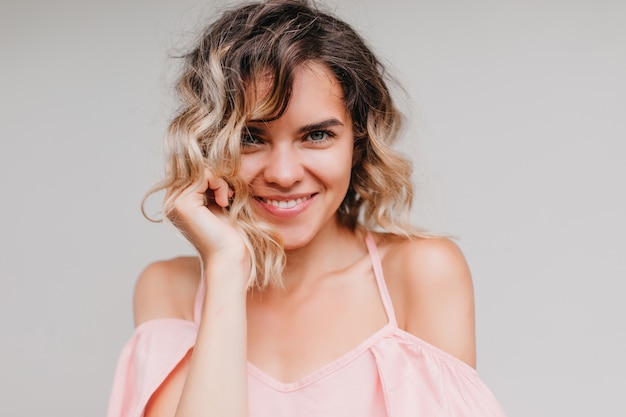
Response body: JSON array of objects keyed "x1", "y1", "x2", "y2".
[{"x1": 108, "y1": 1, "x2": 506, "y2": 416}]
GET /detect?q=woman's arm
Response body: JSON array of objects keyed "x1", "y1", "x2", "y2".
[
  {"x1": 135, "y1": 169, "x2": 250, "y2": 417},
  {"x1": 174, "y1": 260, "x2": 248, "y2": 417}
]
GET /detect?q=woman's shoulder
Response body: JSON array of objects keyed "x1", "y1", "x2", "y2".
[
  {"x1": 133, "y1": 256, "x2": 202, "y2": 327},
  {"x1": 376, "y1": 233, "x2": 470, "y2": 284},
  {"x1": 374, "y1": 233, "x2": 477, "y2": 367}
]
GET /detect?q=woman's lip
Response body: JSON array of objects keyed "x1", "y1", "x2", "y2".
[{"x1": 253, "y1": 193, "x2": 317, "y2": 218}]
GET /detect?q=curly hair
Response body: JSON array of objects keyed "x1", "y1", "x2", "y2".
[{"x1": 144, "y1": 0, "x2": 419, "y2": 289}]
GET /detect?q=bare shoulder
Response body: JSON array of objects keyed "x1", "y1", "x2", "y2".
[
  {"x1": 382, "y1": 235, "x2": 472, "y2": 289},
  {"x1": 133, "y1": 256, "x2": 202, "y2": 327},
  {"x1": 378, "y1": 234, "x2": 476, "y2": 367}
]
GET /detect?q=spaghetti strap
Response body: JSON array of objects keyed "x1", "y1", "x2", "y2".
[
  {"x1": 193, "y1": 275, "x2": 205, "y2": 325},
  {"x1": 365, "y1": 232, "x2": 398, "y2": 326}
]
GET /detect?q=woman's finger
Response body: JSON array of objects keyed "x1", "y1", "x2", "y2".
[{"x1": 203, "y1": 168, "x2": 231, "y2": 208}]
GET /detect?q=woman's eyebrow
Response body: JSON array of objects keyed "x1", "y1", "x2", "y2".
[{"x1": 296, "y1": 118, "x2": 344, "y2": 134}]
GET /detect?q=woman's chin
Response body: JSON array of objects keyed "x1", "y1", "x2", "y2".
[
  {"x1": 281, "y1": 237, "x2": 309, "y2": 251},
  {"x1": 276, "y1": 230, "x2": 314, "y2": 251}
]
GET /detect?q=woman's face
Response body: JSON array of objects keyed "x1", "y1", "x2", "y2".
[{"x1": 241, "y1": 62, "x2": 354, "y2": 250}]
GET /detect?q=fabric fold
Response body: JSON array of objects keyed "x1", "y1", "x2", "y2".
[
  {"x1": 372, "y1": 331, "x2": 506, "y2": 417},
  {"x1": 107, "y1": 318, "x2": 198, "y2": 417}
]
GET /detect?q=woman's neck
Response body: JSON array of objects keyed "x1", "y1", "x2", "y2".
[{"x1": 281, "y1": 224, "x2": 366, "y2": 291}]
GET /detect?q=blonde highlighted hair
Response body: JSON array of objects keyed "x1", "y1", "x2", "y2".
[{"x1": 145, "y1": 0, "x2": 419, "y2": 289}]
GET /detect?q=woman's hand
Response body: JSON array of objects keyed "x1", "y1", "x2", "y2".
[{"x1": 167, "y1": 168, "x2": 249, "y2": 274}]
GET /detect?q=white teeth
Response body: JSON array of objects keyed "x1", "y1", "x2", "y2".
[{"x1": 263, "y1": 196, "x2": 311, "y2": 208}]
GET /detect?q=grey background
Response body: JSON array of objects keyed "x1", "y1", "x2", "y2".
[{"x1": 1, "y1": 0, "x2": 624, "y2": 416}]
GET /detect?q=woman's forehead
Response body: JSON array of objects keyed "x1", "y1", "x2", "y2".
[{"x1": 246, "y1": 62, "x2": 345, "y2": 122}]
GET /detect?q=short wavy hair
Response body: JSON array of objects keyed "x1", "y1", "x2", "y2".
[{"x1": 145, "y1": 0, "x2": 418, "y2": 288}]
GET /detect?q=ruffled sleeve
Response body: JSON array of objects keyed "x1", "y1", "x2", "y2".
[
  {"x1": 371, "y1": 330, "x2": 507, "y2": 417},
  {"x1": 107, "y1": 319, "x2": 198, "y2": 417}
]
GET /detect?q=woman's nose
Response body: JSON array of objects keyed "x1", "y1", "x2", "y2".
[{"x1": 263, "y1": 144, "x2": 304, "y2": 187}]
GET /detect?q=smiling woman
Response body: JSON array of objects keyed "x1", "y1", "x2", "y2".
[{"x1": 107, "y1": 1, "x2": 507, "y2": 416}]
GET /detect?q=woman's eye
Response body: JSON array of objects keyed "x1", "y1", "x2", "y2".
[
  {"x1": 241, "y1": 133, "x2": 262, "y2": 146},
  {"x1": 307, "y1": 131, "x2": 329, "y2": 142}
]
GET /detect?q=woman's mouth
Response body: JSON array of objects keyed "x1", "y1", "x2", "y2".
[
  {"x1": 253, "y1": 194, "x2": 316, "y2": 218},
  {"x1": 256, "y1": 195, "x2": 313, "y2": 209}
]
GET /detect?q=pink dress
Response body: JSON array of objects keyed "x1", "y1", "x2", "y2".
[{"x1": 108, "y1": 234, "x2": 507, "y2": 417}]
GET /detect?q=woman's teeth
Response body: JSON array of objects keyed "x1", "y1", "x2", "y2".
[{"x1": 263, "y1": 196, "x2": 311, "y2": 209}]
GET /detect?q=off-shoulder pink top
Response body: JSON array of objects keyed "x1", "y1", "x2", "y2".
[{"x1": 108, "y1": 233, "x2": 507, "y2": 417}]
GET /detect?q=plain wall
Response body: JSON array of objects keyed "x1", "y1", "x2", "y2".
[{"x1": 1, "y1": 0, "x2": 624, "y2": 415}]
